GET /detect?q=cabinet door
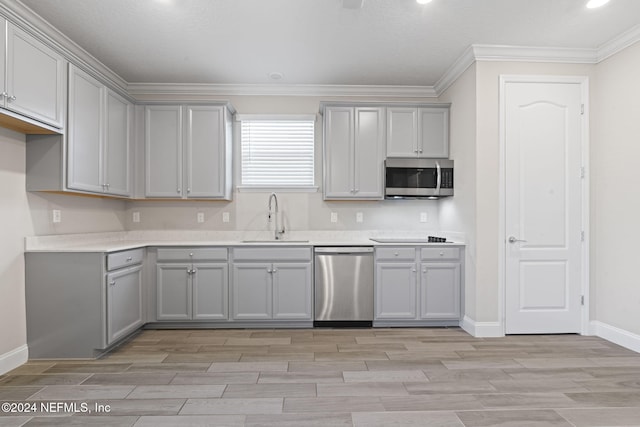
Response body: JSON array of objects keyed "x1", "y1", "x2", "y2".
[
  {"x1": 67, "y1": 65, "x2": 104, "y2": 193},
  {"x1": 104, "y1": 90, "x2": 131, "y2": 196},
  {"x1": 186, "y1": 105, "x2": 226, "y2": 198},
  {"x1": 106, "y1": 265, "x2": 143, "y2": 345},
  {"x1": 272, "y1": 263, "x2": 312, "y2": 320},
  {"x1": 5, "y1": 24, "x2": 64, "y2": 128},
  {"x1": 192, "y1": 263, "x2": 228, "y2": 320},
  {"x1": 324, "y1": 106, "x2": 354, "y2": 199},
  {"x1": 145, "y1": 105, "x2": 183, "y2": 198},
  {"x1": 375, "y1": 262, "x2": 417, "y2": 320},
  {"x1": 353, "y1": 107, "x2": 384, "y2": 199},
  {"x1": 232, "y1": 263, "x2": 272, "y2": 319},
  {"x1": 418, "y1": 107, "x2": 449, "y2": 158},
  {"x1": 420, "y1": 262, "x2": 460, "y2": 319},
  {"x1": 386, "y1": 108, "x2": 418, "y2": 157},
  {"x1": 156, "y1": 263, "x2": 191, "y2": 320}
]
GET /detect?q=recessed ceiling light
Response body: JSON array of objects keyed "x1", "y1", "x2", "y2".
[
  {"x1": 586, "y1": 0, "x2": 610, "y2": 8},
  {"x1": 416, "y1": 0, "x2": 433, "y2": 4},
  {"x1": 268, "y1": 72, "x2": 284, "y2": 81}
]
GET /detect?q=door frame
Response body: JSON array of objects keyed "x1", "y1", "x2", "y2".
[{"x1": 498, "y1": 75, "x2": 591, "y2": 335}]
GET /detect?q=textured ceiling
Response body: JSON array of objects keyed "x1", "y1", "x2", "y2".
[{"x1": 19, "y1": 0, "x2": 640, "y2": 86}]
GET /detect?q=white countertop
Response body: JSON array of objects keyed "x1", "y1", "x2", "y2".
[{"x1": 25, "y1": 230, "x2": 466, "y2": 253}]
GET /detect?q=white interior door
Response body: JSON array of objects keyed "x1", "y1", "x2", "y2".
[{"x1": 504, "y1": 78, "x2": 584, "y2": 334}]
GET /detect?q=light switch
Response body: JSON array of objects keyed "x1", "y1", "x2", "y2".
[
  {"x1": 132, "y1": 211, "x2": 140, "y2": 223},
  {"x1": 197, "y1": 212, "x2": 205, "y2": 223},
  {"x1": 356, "y1": 212, "x2": 363, "y2": 223},
  {"x1": 52, "y1": 209, "x2": 61, "y2": 223},
  {"x1": 330, "y1": 212, "x2": 338, "y2": 223},
  {"x1": 420, "y1": 212, "x2": 428, "y2": 223},
  {"x1": 222, "y1": 212, "x2": 230, "y2": 223}
]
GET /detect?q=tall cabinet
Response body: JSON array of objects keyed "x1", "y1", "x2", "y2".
[
  {"x1": 145, "y1": 104, "x2": 233, "y2": 200},
  {"x1": 323, "y1": 105, "x2": 385, "y2": 200}
]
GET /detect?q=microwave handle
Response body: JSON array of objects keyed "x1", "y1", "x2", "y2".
[{"x1": 435, "y1": 161, "x2": 442, "y2": 196}]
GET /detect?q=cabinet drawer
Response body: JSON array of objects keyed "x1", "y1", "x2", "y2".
[
  {"x1": 421, "y1": 247, "x2": 460, "y2": 261},
  {"x1": 233, "y1": 247, "x2": 312, "y2": 262},
  {"x1": 107, "y1": 248, "x2": 144, "y2": 271},
  {"x1": 157, "y1": 247, "x2": 228, "y2": 262},
  {"x1": 375, "y1": 247, "x2": 416, "y2": 261}
]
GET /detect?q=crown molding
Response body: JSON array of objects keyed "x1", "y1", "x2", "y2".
[
  {"x1": 433, "y1": 45, "x2": 476, "y2": 96},
  {"x1": 597, "y1": 24, "x2": 640, "y2": 62},
  {"x1": 470, "y1": 44, "x2": 598, "y2": 64},
  {"x1": 0, "y1": 0, "x2": 129, "y2": 94},
  {"x1": 127, "y1": 83, "x2": 438, "y2": 100}
]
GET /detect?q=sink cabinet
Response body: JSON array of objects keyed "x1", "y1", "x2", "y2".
[
  {"x1": 374, "y1": 245, "x2": 462, "y2": 326},
  {"x1": 25, "y1": 248, "x2": 144, "y2": 358},
  {"x1": 231, "y1": 247, "x2": 313, "y2": 323}
]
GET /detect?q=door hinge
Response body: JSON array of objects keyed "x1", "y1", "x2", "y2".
[
  {"x1": 581, "y1": 230, "x2": 585, "y2": 242},
  {"x1": 581, "y1": 104, "x2": 585, "y2": 115},
  {"x1": 581, "y1": 295, "x2": 585, "y2": 306}
]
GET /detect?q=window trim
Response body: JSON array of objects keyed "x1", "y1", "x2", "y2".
[{"x1": 236, "y1": 114, "x2": 317, "y2": 191}]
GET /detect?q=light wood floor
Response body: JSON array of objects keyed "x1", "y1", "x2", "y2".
[{"x1": 2, "y1": 328, "x2": 640, "y2": 426}]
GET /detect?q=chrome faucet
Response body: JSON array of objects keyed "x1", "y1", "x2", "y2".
[{"x1": 268, "y1": 192, "x2": 285, "y2": 240}]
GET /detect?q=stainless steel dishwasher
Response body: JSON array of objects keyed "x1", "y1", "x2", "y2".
[{"x1": 314, "y1": 247, "x2": 374, "y2": 327}]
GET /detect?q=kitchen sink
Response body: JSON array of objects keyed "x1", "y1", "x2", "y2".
[{"x1": 369, "y1": 238, "x2": 453, "y2": 243}]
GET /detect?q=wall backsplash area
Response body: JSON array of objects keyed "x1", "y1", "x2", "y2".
[{"x1": 124, "y1": 191, "x2": 441, "y2": 234}]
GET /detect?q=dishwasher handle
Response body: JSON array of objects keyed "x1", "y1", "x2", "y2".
[{"x1": 314, "y1": 247, "x2": 373, "y2": 254}]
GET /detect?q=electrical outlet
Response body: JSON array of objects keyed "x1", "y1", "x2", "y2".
[
  {"x1": 420, "y1": 212, "x2": 428, "y2": 223},
  {"x1": 330, "y1": 212, "x2": 338, "y2": 223},
  {"x1": 356, "y1": 212, "x2": 363, "y2": 223},
  {"x1": 132, "y1": 211, "x2": 140, "y2": 223},
  {"x1": 197, "y1": 212, "x2": 205, "y2": 223},
  {"x1": 52, "y1": 209, "x2": 61, "y2": 223},
  {"x1": 222, "y1": 212, "x2": 230, "y2": 223}
]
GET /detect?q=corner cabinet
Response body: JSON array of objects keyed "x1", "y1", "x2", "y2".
[
  {"x1": 67, "y1": 64, "x2": 132, "y2": 197},
  {"x1": 145, "y1": 104, "x2": 233, "y2": 200},
  {"x1": 323, "y1": 106, "x2": 385, "y2": 200},
  {"x1": 25, "y1": 248, "x2": 144, "y2": 358},
  {"x1": 386, "y1": 106, "x2": 449, "y2": 158},
  {"x1": 0, "y1": 18, "x2": 65, "y2": 130},
  {"x1": 231, "y1": 247, "x2": 313, "y2": 324},
  {"x1": 374, "y1": 245, "x2": 463, "y2": 327}
]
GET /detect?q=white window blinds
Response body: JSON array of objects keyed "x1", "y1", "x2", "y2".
[{"x1": 240, "y1": 118, "x2": 315, "y2": 187}]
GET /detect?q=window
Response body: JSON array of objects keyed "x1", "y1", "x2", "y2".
[{"x1": 240, "y1": 116, "x2": 315, "y2": 188}]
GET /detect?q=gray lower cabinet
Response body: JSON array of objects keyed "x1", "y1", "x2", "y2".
[
  {"x1": 25, "y1": 248, "x2": 144, "y2": 358},
  {"x1": 374, "y1": 245, "x2": 462, "y2": 326},
  {"x1": 231, "y1": 247, "x2": 313, "y2": 322},
  {"x1": 155, "y1": 248, "x2": 229, "y2": 321}
]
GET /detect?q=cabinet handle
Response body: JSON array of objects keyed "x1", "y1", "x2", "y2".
[
  {"x1": 189, "y1": 253, "x2": 194, "y2": 257},
  {"x1": 419, "y1": 149, "x2": 423, "y2": 153},
  {"x1": 412, "y1": 268, "x2": 416, "y2": 272},
  {"x1": 272, "y1": 268, "x2": 278, "y2": 273},
  {"x1": 177, "y1": 188, "x2": 181, "y2": 194},
  {"x1": 423, "y1": 268, "x2": 427, "y2": 273},
  {"x1": 109, "y1": 280, "x2": 116, "y2": 286},
  {"x1": 266, "y1": 268, "x2": 272, "y2": 273},
  {"x1": 440, "y1": 252, "x2": 444, "y2": 256},
  {"x1": 0, "y1": 92, "x2": 6, "y2": 98},
  {"x1": 394, "y1": 252, "x2": 399, "y2": 256},
  {"x1": 187, "y1": 188, "x2": 191, "y2": 194},
  {"x1": 126, "y1": 257, "x2": 133, "y2": 262},
  {"x1": 7, "y1": 94, "x2": 16, "y2": 101}
]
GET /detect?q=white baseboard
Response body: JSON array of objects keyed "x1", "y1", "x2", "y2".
[
  {"x1": 0, "y1": 344, "x2": 28, "y2": 375},
  {"x1": 591, "y1": 321, "x2": 640, "y2": 354},
  {"x1": 460, "y1": 316, "x2": 504, "y2": 338}
]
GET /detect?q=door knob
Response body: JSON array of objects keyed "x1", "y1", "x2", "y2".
[{"x1": 508, "y1": 236, "x2": 527, "y2": 243}]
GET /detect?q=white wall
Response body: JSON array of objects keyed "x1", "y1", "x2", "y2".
[
  {"x1": 0, "y1": 129, "x2": 127, "y2": 374},
  {"x1": 438, "y1": 63, "x2": 477, "y2": 320},
  {"x1": 591, "y1": 41, "x2": 640, "y2": 336}
]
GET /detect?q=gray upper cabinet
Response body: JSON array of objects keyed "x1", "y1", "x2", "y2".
[
  {"x1": 67, "y1": 65, "x2": 132, "y2": 196},
  {"x1": 145, "y1": 104, "x2": 232, "y2": 200},
  {"x1": 0, "y1": 19, "x2": 65, "y2": 129},
  {"x1": 386, "y1": 106, "x2": 449, "y2": 158},
  {"x1": 324, "y1": 106, "x2": 385, "y2": 200}
]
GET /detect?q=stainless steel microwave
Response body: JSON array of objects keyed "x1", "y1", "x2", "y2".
[{"x1": 384, "y1": 158, "x2": 454, "y2": 199}]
